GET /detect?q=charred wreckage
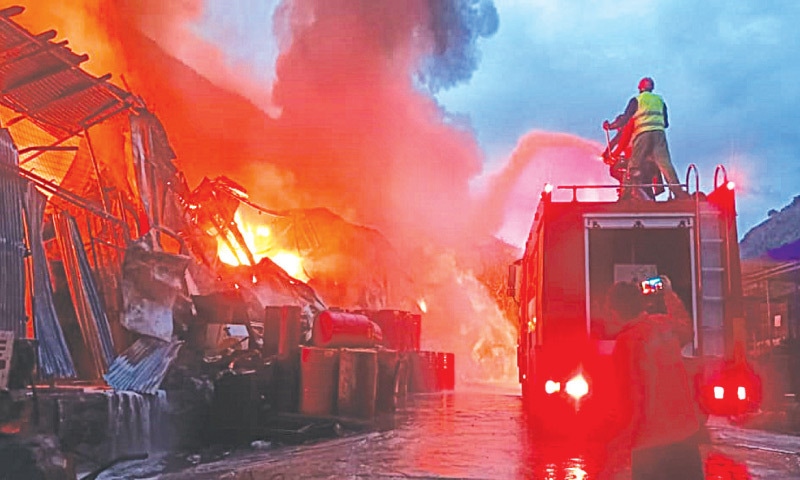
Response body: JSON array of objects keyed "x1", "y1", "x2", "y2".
[{"x1": 0, "y1": 6, "x2": 454, "y2": 478}]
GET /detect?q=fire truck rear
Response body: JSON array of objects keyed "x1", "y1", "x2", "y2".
[{"x1": 507, "y1": 166, "x2": 761, "y2": 437}]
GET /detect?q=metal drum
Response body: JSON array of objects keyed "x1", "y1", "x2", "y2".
[
  {"x1": 312, "y1": 310, "x2": 382, "y2": 348},
  {"x1": 299, "y1": 346, "x2": 339, "y2": 416},
  {"x1": 436, "y1": 352, "x2": 455, "y2": 391},
  {"x1": 409, "y1": 351, "x2": 438, "y2": 393},
  {"x1": 376, "y1": 349, "x2": 404, "y2": 412},
  {"x1": 337, "y1": 348, "x2": 378, "y2": 420},
  {"x1": 371, "y1": 310, "x2": 422, "y2": 352},
  {"x1": 264, "y1": 305, "x2": 302, "y2": 360},
  {"x1": 404, "y1": 312, "x2": 422, "y2": 352},
  {"x1": 409, "y1": 351, "x2": 455, "y2": 392}
]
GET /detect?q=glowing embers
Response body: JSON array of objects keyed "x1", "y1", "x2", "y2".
[{"x1": 527, "y1": 317, "x2": 537, "y2": 333}]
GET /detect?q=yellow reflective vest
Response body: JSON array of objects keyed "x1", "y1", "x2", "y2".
[{"x1": 633, "y1": 92, "x2": 666, "y2": 137}]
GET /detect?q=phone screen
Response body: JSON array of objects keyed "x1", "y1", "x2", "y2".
[{"x1": 640, "y1": 277, "x2": 663, "y2": 295}]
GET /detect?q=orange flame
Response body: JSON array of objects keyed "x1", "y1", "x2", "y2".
[
  {"x1": 217, "y1": 210, "x2": 308, "y2": 282},
  {"x1": 417, "y1": 298, "x2": 428, "y2": 313}
]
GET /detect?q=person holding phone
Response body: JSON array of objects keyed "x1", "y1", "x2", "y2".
[{"x1": 599, "y1": 276, "x2": 704, "y2": 480}]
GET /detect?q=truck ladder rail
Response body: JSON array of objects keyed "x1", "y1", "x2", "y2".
[
  {"x1": 685, "y1": 163, "x2": 700, "y2": 196},
  {"x1": 713, "y1": 165, "x2": 735, "y2": 299},
  {"x1": 556, "y1": 181, "x2": 688, "y2": 202},
  {"x1": 713, "y1": 165, "x2": 729, "y2": 190},
  {"x1": 693, "y1": 164, "x2": 735, "y2": 357},
  {"x1": 686, "y1": 163, "x2": 704, "y2": 354}
]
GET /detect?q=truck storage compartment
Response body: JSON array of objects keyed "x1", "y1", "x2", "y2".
[{"x1": 586, "y1": 224, "x2": 695, "y2": 342}]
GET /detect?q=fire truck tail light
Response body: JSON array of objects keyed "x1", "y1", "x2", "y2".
[
  {"x1": 714, "y1": 386, "x2": 725, "y2": 399},
  {"x1": 565, "y1": 375, "x2": 589, "y2": 399},
  {"x1": 544, "y1": 380, "x2": 560, "y2": 395},
  {"x1": 737, "y1": 386, "x2": 746, "y2": 401}
]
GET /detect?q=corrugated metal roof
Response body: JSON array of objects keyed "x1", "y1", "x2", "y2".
[
  {"x1": 23, "y1": 181, "x2": 76, "y2": 378},
  {"x1": 0, "y1": 6, "x2": 133, "y2": 139},
  {"x1": 54, "y1": 211, "x2": 116, "y2": 379},
  {"x1": 105, "y1": 336, "x2": 183, "y2": 394},
  {"x1": 0, "y1": 127, "x2": 26, "y2": 337}
]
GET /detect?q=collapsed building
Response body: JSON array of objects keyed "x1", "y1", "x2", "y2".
[{"x1": 0, "y1": 6, "x2": 466, "y2": 474}]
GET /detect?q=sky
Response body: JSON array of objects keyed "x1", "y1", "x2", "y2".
[
  {"x1": 437, "y1": 0, "x2": 800, "y2": 241},
  {"x1": 190, "y1": 0, "x2": 800, "y2": 245}
]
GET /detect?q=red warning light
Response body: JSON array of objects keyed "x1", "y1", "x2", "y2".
[{"x1": 540, "y1": 183, "x2": 555, "y2": 202}]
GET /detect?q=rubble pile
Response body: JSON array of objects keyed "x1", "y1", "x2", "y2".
[{"x1": 0, "y1": 8, "x2": 463, "y2": 477}]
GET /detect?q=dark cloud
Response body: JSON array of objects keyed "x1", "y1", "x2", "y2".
[{"x1": 416, "y1": 0, "x2": 499, "y2": 93}]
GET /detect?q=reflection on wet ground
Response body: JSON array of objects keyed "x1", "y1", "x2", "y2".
[
  {"x1": 705, "y1": 452, "x2": 750, "y2": 479},
  {"x1": 99, "y1": 389, "x2": 798, "y2": 479}
]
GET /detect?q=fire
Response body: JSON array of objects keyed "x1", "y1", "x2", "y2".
[
  {"x1": 270, "y1": 251, "x2": 306, "y2": 281},
  {"x1": 417, "y1": 298, "x2": 428, "y2": 313},
  {"x1": 217, "y1": 210, "x2": 308, "y2": 282}
]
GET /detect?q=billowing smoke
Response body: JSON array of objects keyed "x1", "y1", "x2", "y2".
[
  {"x1": 16, "y1": 0, "x2": 497, "y2": 242},
  {"x1": 13, "y1": 0, "x2": 611, "y2": 387},
  {"x1": 259, "y1": 0, "x2": 486, "y2": 244},
  {"x1": 417, "y1": 0, "x2": 499, "y2": 93}
]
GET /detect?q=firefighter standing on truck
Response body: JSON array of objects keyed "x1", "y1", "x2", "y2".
[
  {"x1": 601, "y1": 119, "x2": 665, "y2": 200},
  {"x1": 603, "y1": 77, "x2": 689, "y2": 200}
]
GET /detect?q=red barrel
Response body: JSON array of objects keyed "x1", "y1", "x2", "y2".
[
  {"x1": 299, "y1": 347, "x2": 339, "y2": 416},
  {"x1": 436, "y1": 352, "x2": 455, "y2": 391},
  {"x1": 409, "y1": 351, "x2": 438, "y2": 393},
  {"x1": 371, "y1": 310, "x2": 400, "y2": 350},
  {"x1": 371, "y1": 310, "x2": 422, "y2": 352},
  {"x1": 337, "y1": 348, "x2": 378, "y2": 420},
  {"x1": 312, "y1": 311, "x2": 383, "y2": 348},
  {"x1": 409, "y1": 351, "x2": 455, "y2": 392},
  {"x1": 376, "y1": 349, "x2": 406, "y2": 412},
  {"x1": 404, "y1": 313, "x2": 422, "y2": 352}
]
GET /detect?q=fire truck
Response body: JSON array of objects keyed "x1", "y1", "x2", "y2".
[{"x1": 507, "y1": 165, "x2": 761, "y2": 436}]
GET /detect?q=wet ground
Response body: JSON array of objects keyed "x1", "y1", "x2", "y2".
[{"x1": 98, "y1": 387, "x2": 800, "y2": 479}]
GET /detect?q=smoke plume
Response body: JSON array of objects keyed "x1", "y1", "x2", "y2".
[
  {"x1": 477, "y1": 131, "x2": 614, "y2": 246},
  {"x1": 12, "y1": 0, "x2": 613, "y2": 386},
  {"x1": 418, "y1": 0, "x2": 499, "y2": 93}
]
